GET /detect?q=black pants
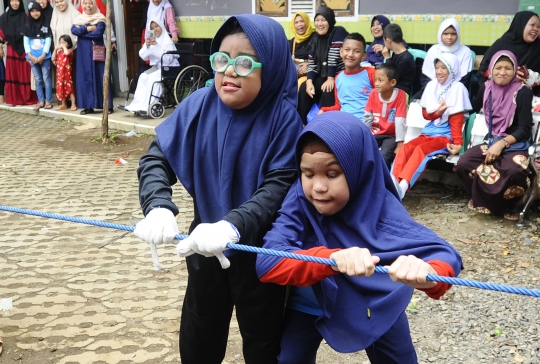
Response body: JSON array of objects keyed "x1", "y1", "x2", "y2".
[
  {"x1": 180, "y1": 251, "x2": 287, "y2": 364},
  {"x1": 374, "y1": 135, "x2": 397, "y2": 171},
  {"x1": 297, "y1": 75, "x2": 336, "y2": 125}
]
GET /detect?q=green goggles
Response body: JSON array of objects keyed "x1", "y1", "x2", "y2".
[{"x1": 210, "y1": 52, "x2": 262, "y2": 77}]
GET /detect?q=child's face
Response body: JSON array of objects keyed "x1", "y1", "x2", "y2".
[
  {"x1": 294, "y1": 15, "x2": 306, "y2": 35},
  {"x1": 214, "y1": 33, "x2": 262, "y2": 110},
  {"x1": 492, "y1": 60, "x2": 515, "y2": 86},
  {"x1": 152, "y1": 0, "x2": 162, "y2": 5},
  {"x1": 374, "y1": 68, "x2": 396, "y2": 94},
  {"x1": 440, "y1": 26, "x2": 458, "y2": 47},
  {"x1": 435, "y1": 60, "x2": 449, "y2": 84},
  {"x1": 300, "y1": 151, "x2": 350, "y2": 216},
  {"x1": 150, "y1": 22, "x2": 162, "y2": 37},
  {"x1": 371, "y1": 19, "x2": 383, "y2": 38},
  {"x1": 10, "y1": 0, "x2": 20, "y2": 10},
  {"x1": 59, "y1": 38, "x2": 68, "y2": 47},
  {"x1": 30, "y1": 9, "x2": 41, "y2": 20},
  {"x1": 314, "y1": 15, "x2": 330, "y2": 36},
  {"x1": 339, "y1": 39, "x2": 365, "y2": 69}
]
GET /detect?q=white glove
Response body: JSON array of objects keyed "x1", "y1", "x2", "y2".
[
  {"x1": 176, "y1": 220, "x2": 240, "y2": 269},
  {"x1": 134, "y1": 208, "x2": 179, "y2": 245}
]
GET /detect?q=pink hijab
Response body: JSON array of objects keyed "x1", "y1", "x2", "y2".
[{"x1": 484, "y1": 50, "x2": 525, "y2": 136}]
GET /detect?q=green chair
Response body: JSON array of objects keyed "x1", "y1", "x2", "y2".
[{"x1": 408, "y1": 48, "x2": 427, "y2": 98}]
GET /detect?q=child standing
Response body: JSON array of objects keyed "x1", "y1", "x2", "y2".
[
  {"x1": 23, "y1": 1, "x2": 53, "y2": 110},
  {"x1": 52, "y1": 34, "x2": 77, "y2": 111},
  {"x1": 382, "y1": 23, "x2": 416, "y2": 97},
  {"x1": 364, "y1": 62, "x2": 408, "y2": 170},
  {"x1": 319, "y1": 32, "x2": 375, "y2": 122},
  {"x1": 134, "y1": 15, "x2": 303, "y2": 364},
  {"x1": 256, "y1": 111, "x2": 462, "y2": 363},
  {"x1": 393, "y1": 53, "x2": 472, "y2": 198}
]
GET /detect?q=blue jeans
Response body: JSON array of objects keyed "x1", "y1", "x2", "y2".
[{"x1": 30, "y1": 59, "x2": 52, "y2": 103}]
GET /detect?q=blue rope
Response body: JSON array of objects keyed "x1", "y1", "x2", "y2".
[{"x1": 2, "y1": 205, "x2": 540, "y2": 298}]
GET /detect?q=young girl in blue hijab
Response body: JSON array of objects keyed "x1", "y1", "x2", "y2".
[
  {"x1": 257, "y1": 111, "x2": 462, "y2": 363},
  {"x1": 134, "y1": 14, "x2": 303, "y2": 364}
]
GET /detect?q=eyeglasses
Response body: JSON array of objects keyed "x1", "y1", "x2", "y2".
[{"x1": 210, "y1": 52, "x2": 262, "y2": 76}]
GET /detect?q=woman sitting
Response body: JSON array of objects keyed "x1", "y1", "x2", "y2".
[
  {"x1": 415, "y1": 18, "x2": 473, "y2": 99},
  {"x1": 393, "y1": 53, "x2": 472, "y2": 199},
  {"x1": 289, "y1": 12, "x2": 315, "y2": 88},
  {"x1": 365, "y1": 15, "x2": 390, "y2": 66},
  {"x1": 125, "y1": 19, "x2": 178, "y2": 114},
  {"x1": 454, "y1": 50, "x2": 533, "y2": 220}
]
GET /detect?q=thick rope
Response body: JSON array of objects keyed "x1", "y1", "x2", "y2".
[{"x1": 2, "y1": 205, "x2": 540, "y2": 298}]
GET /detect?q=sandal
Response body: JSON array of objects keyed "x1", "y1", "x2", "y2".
[
  {"x1": 468, "y1": 199, "x2": 491, "y2": 214},
  {"x1": 70, "y1": 105, "x2": 78, "y2": 111},
  {"x1": 44, "y1": 103, "x2": 53, "y2": 109},
  {"x1": 33, "y1": 102, "x2": 44, "y2": 110},
  {"x1": 80, "y1": 108, "x2": 94, "y2": 115},
  {"x1": 503, "y1": 205, "x2": 523, "y2": 221},
  {"x1": 57, "y1": 105, "x2": 67, "y2": 110}
]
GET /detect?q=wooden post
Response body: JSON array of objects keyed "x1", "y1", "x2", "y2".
[{"x1": 101, "y1": 1, "x2": 112, "y2": 143}]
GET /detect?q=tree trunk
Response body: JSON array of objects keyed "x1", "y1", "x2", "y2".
[{"x1": 101, "y1": 2, "x2": 112, "y2": 143}]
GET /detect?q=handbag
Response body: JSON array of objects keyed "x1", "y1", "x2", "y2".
[
  {"x1": 92, "y1": 42, "x2": 106, "y2": 62},
  {"x1": 486, "y1": 91, "x2": 530, "y2": 153}
]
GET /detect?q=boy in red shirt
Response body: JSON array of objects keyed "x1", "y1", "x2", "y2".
[{"x1": 364, "y1": 62, "x2": 408, "y2": 170}]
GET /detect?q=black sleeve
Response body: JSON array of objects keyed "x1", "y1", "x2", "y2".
[
  {"x1": 223, "y1": 168, "x2": 297, "y2": 247},
  {"x1": 392, "y1": 52, "x2": 415, "y2": 96},
  {"x1": 506, "y1": 87, "x2": 534, "y2": 142},
  {"x1": 460, "y1": 71, "x2": 472, "y2": 91},
  {"x1": 137, "y1": 137, "x2": 180, "y2": 216},
  {"x1": 471, "y1": 82, "x2": 485, "y2": 113}
]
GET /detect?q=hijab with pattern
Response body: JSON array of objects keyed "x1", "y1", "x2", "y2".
[
  {"x1": 0, "y1": 0, "x2": 27, "y2": 54},
  {"x1": 421, "y1": 53, "x2": 472, "y2": 126},
  {"x1": 23, "y1": 2, "x2": 52, "y2": 38}
]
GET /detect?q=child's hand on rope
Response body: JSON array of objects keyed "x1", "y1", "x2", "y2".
[
  {"x1": 386, "y1": 255, "x2": 437, "y2": 290},
  {"x1": 330, "y1": 247, "x2": 380, "y2": 277}
]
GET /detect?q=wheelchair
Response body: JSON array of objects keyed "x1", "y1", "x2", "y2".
[{"x1": 118, "y1": 41, "x2": 211, "y2": 118}]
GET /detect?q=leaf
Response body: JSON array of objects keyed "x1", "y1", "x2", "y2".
[
  {"x1": 503, "y1": 247, "x2": 510, "y2": 256},
  {"x1": 517, "y1": 261, "x2": 530, "y2": 268}
]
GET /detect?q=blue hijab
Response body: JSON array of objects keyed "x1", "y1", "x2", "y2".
[
  {"x1": 366, "y1": 15, "x2": 390, "y2": 65},
  {"x1": 156, "y1": 14, "x2": 302, "y2": 225},
  {"x1": 259, "y1": 111, "x2": 462, "y2": 352}
]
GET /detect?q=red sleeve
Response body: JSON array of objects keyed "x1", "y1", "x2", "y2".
[
  {"x1": 418, "y1": 260, "x2": 455, "y2": 300},
  {"x1": 367, "y1": 67, "x2": 376, "y2": 88},
  {"x1": 396, "y1": 90, "x2": 408, "y2": 118},
  {"x1": 422, "y1": 108, "x2": 440, "y2": 120},
  {"x1": 259, "y1": 246, "x2": 341, "y2": 286},
  {"x1": 321, "y1": 74, "x2": 341, "y2": 112},
  {"x1": 448, "y1": 112, "x2": 464, "y2": 145}
]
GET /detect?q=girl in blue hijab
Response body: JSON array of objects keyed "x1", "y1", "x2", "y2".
[
  {"x1": 257, "y1": 111, "x2": 462, "y2": 363},
  {"x1": 134, "y1": 14, "x2": 303, "y2": 363}
]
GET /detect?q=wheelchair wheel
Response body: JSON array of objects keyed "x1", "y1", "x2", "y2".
[
  {"x1": 174, "y1": 65, "x2": 210, "y2": 105},
  {"x1": 149, "y1": 102, "x2": 165, "y2": 119}
]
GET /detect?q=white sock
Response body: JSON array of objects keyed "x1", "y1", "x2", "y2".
[{"x1": 399, "y1": 180, "x2": 409, "y2": 199}]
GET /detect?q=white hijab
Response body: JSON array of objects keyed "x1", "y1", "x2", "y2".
[
  {"x1": 420, "y1": 53, "x2": 472, "y2": 126},
  {"x1": 146, "y1": 0, "x2": 172, "y2": 34},
  {"x1": 139, "y1": 19, "x2": 179, "y2": 68},
  {"x1": 51, "y1": 0, "x2": 79, "y2": 47},
  {"x1": 423, "y1": 18, "x2": 473, "y2": 81}
]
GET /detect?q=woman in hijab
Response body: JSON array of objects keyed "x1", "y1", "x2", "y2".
[
  {"x1": 144, "y1": 0, "x2": 179, "y2": 43},
  {"x1": 477, "y1": 11, "x2": 540, "y2": 96},
  {"x1": 125, "y1": 19, "x2": 179, "y2": 113},
  {"x1": 36, "y1": 0, "x2": 53, "y2": 27},
  {"x1": 393, "y1": 53, "x2": 472, "y2": 199},
  {"x1": 298, "y1": 6, "x2": 348, "y2": 125},
  {"x1": 289, "y1": 12, "x2": 315, "y2": 84},
  {"x1": 71, "y1": 0, "x2": 113, "y2": 115},
  {"x1": 417, "y1": 18, "x2": 473, "y2": 98},
  {"x1": 365, "y1": 15, "x2": 390, "y2": 66},
  {"x1": 455, "y1": 50, "x2": 533, "y2": 220},
  {"x1": 51, "y1": 0, "x2": 79, "y2": 47},
  {"x1": 0, "y1": 0, "x2": 38, "y2": 105}
]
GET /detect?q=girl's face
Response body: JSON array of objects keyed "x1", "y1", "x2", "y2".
[
  {"x1": 82, "y1": 0, "x2": 95, "y2": 14},
  {"x1": 371, "y1": 19, "x2": 383, "y2": 38},
  {"x1": 30, "y1": 8, "x2": 41, "y2": 20},
  {"x1": 152, "y1": 0, "x2": 162, "y2": 5},
  {"x1": 314, "y1": 15, "x2": 329, "y2": 36},
  {"x1": 36, "y1": 0, "x2": 48, "y2": 8},
  {"x1": 435, "y1": 60, "x2": 449, "y2": 84},
  {"x1": 441, "y1": 25, "x2": 458, "y2": 47},
  {"x1": 523, "y1": 15, "x2": 540, "y2": 43},
  {"x1": 214, "y1": 33, "x2": 262, "y2": 110},
  {"x1": 492, "y1": 60, "x2": 515, "y2": 86},
  {"x1": 150, "y1": 22, "x2": 162, "y2": 37},
  {"x1": 10, "y1": 0, "x2": 20, "y2": 10},
  {"x1": 294, "y1": 15, "x2": 306, "y2": 35},
  {"x1": 54, "y1": 0, "x2": 67, "y2": 12},
  {"x1": 59, "y1": 38, "x2": 68, "y2": 47},
  {"x1": 300, "y1": 151, "x2": 350, "y2": 216}
]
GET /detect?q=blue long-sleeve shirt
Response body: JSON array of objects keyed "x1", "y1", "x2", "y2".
[{"x1": 23, "y1": 36, "x2": 52, "y2": 60}]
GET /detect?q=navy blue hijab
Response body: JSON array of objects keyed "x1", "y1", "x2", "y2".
[
  {"x1": 259, "y1": 111, "x2": 462, "y2": 352},
  {"x1": 156, "y1": 14, "x2": 302, "y2": 225},
  {"x1": 366, "y1": 15, "x2": 390, "y2": 65}
]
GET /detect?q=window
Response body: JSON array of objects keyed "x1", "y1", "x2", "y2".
[
  {"x1": 256, "y1": 0, "x2": 288, "y2": 17},
  {"x1": 316, "y1": 0, "x2": 354, "y2": 17}
]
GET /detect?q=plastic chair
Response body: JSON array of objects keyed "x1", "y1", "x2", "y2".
[{"x1": 407, "y1": 48, "x2": 427, "y2": 98}]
